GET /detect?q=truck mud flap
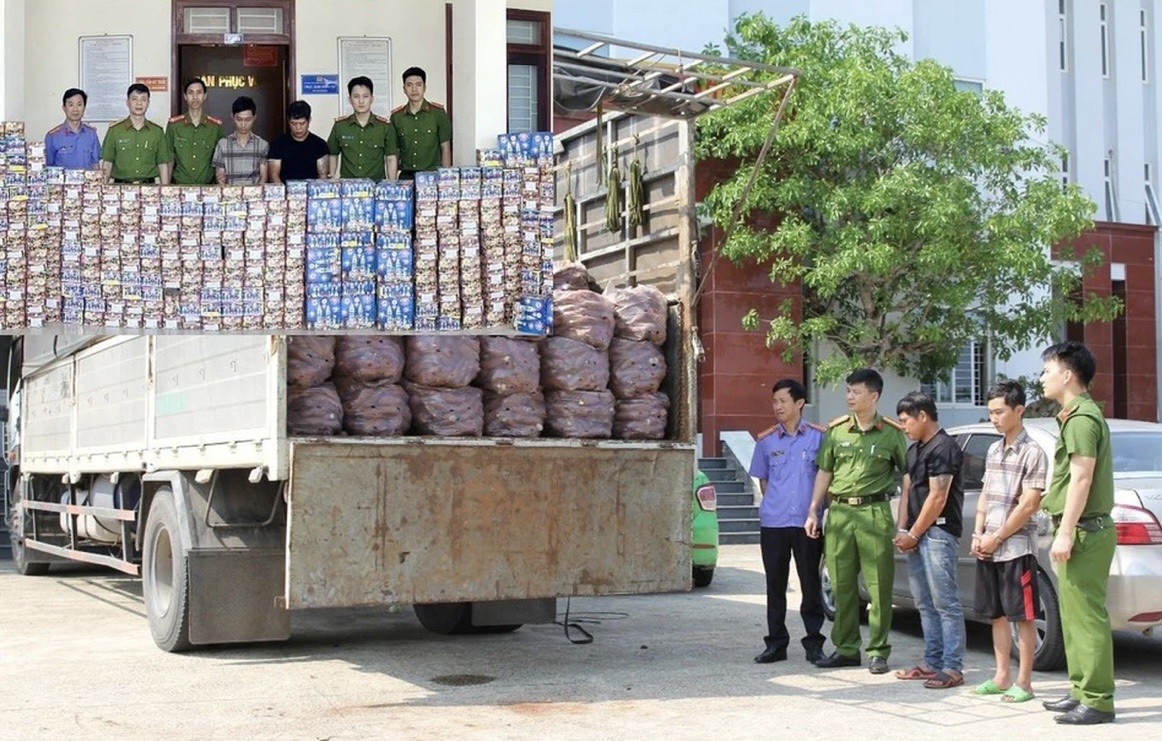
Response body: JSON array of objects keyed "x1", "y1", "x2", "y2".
[{"x1": 285, "y1": 439, "x2": 693, "y2": 609}]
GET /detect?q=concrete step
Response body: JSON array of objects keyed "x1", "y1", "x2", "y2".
[
  {"x1": 720, "y1": 531, "x2": 761, "y2": 545},
  {"x1": 709, "y1": 480, "x2": 748, "y2": 494},
  {"x1": 714, "y1": 492, "x2": 754, "y2": 508},
  {"x1": 718, "y1": 517, "x2": 761, "y2": 534},
  {"x1": 702, "y1": 468, "x2": 739, "y2": 483},
  {"x1": 696, "y1": 457, "x2": 731, "y2": 470},
  {"x1": 717, "y1": 505, "x2": 759, "y2": 520}
]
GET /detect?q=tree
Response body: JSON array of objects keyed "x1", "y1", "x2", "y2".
[{"x1": 697, "y1": 15, "x2": 1121, "y2": 386}]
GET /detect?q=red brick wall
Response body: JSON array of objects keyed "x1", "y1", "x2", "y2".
[
  {"x1": 1064, "y1": 222, "x2": 1158, "y2": 421},
  {"x1": 695, "y1": 159, "x2": 802, "y2": 456}
]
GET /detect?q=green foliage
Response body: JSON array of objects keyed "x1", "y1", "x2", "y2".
[{"x1": 697, "y1": 14, "x2": 1122, "y2": 387}]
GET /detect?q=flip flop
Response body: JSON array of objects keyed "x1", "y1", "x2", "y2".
[
  {"x1": 923, "y1": 671, "x2": 965, "y2": 690},
  {"x1": 1002, "y1": 685, "x2": 1035, "y2": 703},
  {"x1": 896, "y1": 666, "x2": 939, "y2": 680},
  {"x1": 971, "y1": 679, "x2": 1009, "y2": 696}
]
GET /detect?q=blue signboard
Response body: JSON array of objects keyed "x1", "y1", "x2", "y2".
[{"x1": 301, "y1": 74, "x2": 340, "y2": 95}]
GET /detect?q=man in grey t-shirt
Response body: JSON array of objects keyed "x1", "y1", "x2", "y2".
[
  {"x1": 213, "y1": 95, "x2": 269, "y2": 185},
  {"x1": 970, "y1": 380, "x2": 1049, "y2": 703}
]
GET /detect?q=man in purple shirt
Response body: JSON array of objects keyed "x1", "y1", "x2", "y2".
[
  {"x1": 749, "y1": 379, "x2": 827, "y2": 664},
  {"x1": 45, "y1": 88, "x2": 101, "y2": 170}
]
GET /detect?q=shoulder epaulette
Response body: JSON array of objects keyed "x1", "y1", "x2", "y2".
[
  {"x1": 375, "y1": 114, "x2": 392, "y2": 124},
  {"x1": 206, "y1": 115, "x2": 222, "y2": 125},
  {"x1": 391, "y1": 104, "x2": 406, "y2": 115},
  {"x1": 808, "y1": 422, "x2": 827, "y2": 433},
  {"x1": 1057, "y1": 406, "x2": 1076, "y2": 423},
  {"x1": 168, "y1": 114, "x2": 185, "y2": 123},
  {"x1": 334, "y1": 115, "x2": 348, "y2": 121},
  {"x1": 827, "y1": 415, "x2": 849, "y2": 429},
  {"x1": 47, "y1": 124, "x2": 64, "y2": 135},
  {"x1": 880, "y1": 417, "x2": 905, "y2": 431},
  {"x1": 428, "y1": 101, "x2": 445, "y2": 110},
  {"x1": 755, "y1": 424, "x2": 777, "y2": 441}
]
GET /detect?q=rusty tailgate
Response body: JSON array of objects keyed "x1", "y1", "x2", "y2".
[{"x1": 285, "y1": 438, "x2": 693, "y2": 609}]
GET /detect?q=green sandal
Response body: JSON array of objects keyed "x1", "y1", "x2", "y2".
[
  {"x1": 1002, "y1": 685, "x2": 1035, "y2": 703},
  {"x1": 971, "y1": 679, "x2": 1008, "y2": 696}
]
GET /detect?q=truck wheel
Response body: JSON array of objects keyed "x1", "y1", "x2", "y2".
[
  {"x1": 10, "y1": 488, "x2": 50, "y2": 576},
  {"x1": 692, "y1": 565, "x2": 714, "y2": 588},
  {"x1": 142, "y1": 490, "x2": 192, "y2": 652},
  {"x1": 1020, "y1": 569, "x2": 1066, "y2": 672}
]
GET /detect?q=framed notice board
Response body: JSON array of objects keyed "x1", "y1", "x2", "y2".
[
  {"x1": 337, "y1": 37, "x2": 393, "y2": 118},
  {"x1": 79, "y1": 35, "x2": 134, "y2": 122}
]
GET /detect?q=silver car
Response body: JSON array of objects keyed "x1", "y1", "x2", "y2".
[{"x1": 822, "y1": 418, "x2": 1162, "y2": 671}]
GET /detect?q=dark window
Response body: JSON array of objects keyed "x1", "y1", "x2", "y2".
[
  {"x1": 506, "y1": 9, "x2": 550, "y2": 132},
  {"x1": 959, "y1": 433, "x2": 1000, "y2": 490}
]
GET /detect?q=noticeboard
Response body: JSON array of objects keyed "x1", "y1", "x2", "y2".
[
  {"x1": 79, "y1": 35, "x2": 133, "y2": 122},
  {"x1": 337, "y1": 37, "x2": 393, "y2": 118}
]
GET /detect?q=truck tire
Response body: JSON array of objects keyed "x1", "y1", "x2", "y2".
[
  {"x1": 142, "y1": 490, "x2": 192, "y2": 652},
  {"x1": 413, "y1": 602, "x2": 522, "y2": 635},
  {"x1": 1021, "y1": 569, "x2": 1066, "y2": 672},
  {"x1": 692, "y1": 565, "x2": 714, "y2": 588},
  {"x1": 10, "y1": 487, "x2": 50, "y2": 576}
]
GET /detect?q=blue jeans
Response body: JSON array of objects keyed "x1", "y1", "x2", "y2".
[{"x1": 906, "y1": 526, "x2": 966, "y2": 673}]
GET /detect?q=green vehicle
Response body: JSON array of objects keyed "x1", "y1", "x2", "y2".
[{"x1": 692, "y1": 470, "x2": 719, "y2": 587}]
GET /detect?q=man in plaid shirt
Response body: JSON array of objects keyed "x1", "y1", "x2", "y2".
[
  {"x1": 970, "y1": 380, "x2": 1049, "y2": 704},
  {"x1": 213, "y1": 95, "x2": 269, "y2": 185}
]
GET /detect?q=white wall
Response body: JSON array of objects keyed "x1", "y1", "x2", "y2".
[{"x1": 0, "y1": 0, "x2": 26, "y2": 121}]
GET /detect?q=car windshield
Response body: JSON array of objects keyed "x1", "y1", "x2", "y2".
[{"x1": 1111, "y1": 432, "x2": 1162, "y2": 472}]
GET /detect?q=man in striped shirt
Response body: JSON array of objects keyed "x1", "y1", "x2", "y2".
[
  {"x1": 970, "y1": 380, "x2": 1049, "y2": 703},
  {"x1": 213, "y1": 96, "x2": 269, "y2": 185}
]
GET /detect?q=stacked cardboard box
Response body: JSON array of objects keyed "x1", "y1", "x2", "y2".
[{"x1": 374, "y1": 180, "x2": 415, "y2": 330}]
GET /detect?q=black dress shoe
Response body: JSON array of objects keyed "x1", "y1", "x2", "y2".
[
  {"x1": 814, "y1": 652, "x2": 860, "y2": 668},
  {"x1": 1042, "y1": 696, "x2": 1080, "y2": 712},
  {"x1": 805, "y1": 646, "x2": 825, "y2": 664},
  {"x1": 1055, "y1": 705, "x2": 1115, "y2": 725},
  {"x1": 754, "y1": 647, "x2": 787, "y2": 664},
  {"x1": 867, "y1": 656, "x2": 889, "y2": 675}
]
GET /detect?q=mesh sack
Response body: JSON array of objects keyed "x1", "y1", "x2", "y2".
[
  {"x1": 333, "y1": 378, "x2": 411, "y2": 436},
  {"x1": 477, "y1": 337, "x2": 540, "y2": 394},
  {"x1": 540, "y1": 336, "x2": 609, "y2": 392},
  {"x1": 613, "y1": 392, "x2": 670, "y2": 440},
  {"x1": 553, "y1": 262, "x2": 591, "y2": 291},
  {"x1": 405, "y1": 383, "x2": 484, "y2": 436},
  {"x1": 334, "y1": 336, "x2": 405, "y2": 385},
  {"x1": 544, "y1": 389, "x2": 615, "y2": 439},
  {"x1": 287, "y1": 335, "x2": 336, "y2": 389},
  {"x1": 605, "y1": 284, "x2": 668, "y2": 345},
  {"x1": 287, "y1": 383, "x2": 343, "y2": 435},
  {"x1": 483, "y1": 391, "x2": 546, "y2": 437},
  {"x1": 608, "y1": 338, "x2": 667, "y2": 398},
  {"x1": 551, "y1": 289, "x2": 615, "y2": 351},
  {"x1": 404, "y1": 336, "x2": 481, "y2": 388}
]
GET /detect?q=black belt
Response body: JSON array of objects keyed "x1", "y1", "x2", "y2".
[
  {"x1": 830, "y1": 493, "x2": 891, "y2": 506},
  {"x1": 1051, "y1": 514, "x2": 1109, "y2": 532},
  {"x1": 112, "y1": 178, "x2": 153, "y2": 184}
]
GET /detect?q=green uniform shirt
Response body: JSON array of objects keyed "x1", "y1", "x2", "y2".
[
  {"x1": 166, "y1": 113, "x2": 223, "y2": 184},
  {"x1": 391, "y1": 100, "x2": 451, "y2": 173},
  {"x1": 100, "y1": 118, "x2": 173, "y2": 182},
  {"x1": 816, "y1": 413, "x2": 907, "y2": 496},
  {"x1": 326, "y1": 114, "x2": 398, "y2": 179},
  {"x1": 1043, "y1": 393, "x2": 1115, "y2": 519}
]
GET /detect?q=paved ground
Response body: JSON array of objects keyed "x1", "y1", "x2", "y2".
[{"x1": 2, "y1": 545, "x2": 1159, "y2": 740}]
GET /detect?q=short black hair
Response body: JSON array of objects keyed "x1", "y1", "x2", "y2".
[
  {"x1": 232, "y1": 96, "x2": 257, "y2": 116},
  {"x1": 402, "y1": 66, "x2": 427, "y2": 84},
  {"x1": 846, "y1": 368, "x2": 884, "y2": 396},
  {"x1": 772, "y1": 378, "x2": 809, "y2": 404},
  {"x1": 987, "y1": 380, "x2": 1026, "y2": 408},
  {"x1": 896, "y1": 391, "x2": 938, "y2": 421},
  {"x1": 184, "y1": 78, "x2": 207, "y2": 94},
  {"x1": 126, "y1": 83, "x2": 150, "y2": 98},
  {"x1": 1041, "y1": 341, "x2": 1096, "y2": 386},
  {"x1": 62, "y1": 88, "x2": 87, "y2": 106},
  {"x1": 287, "y1": 100, "x2": 312, "y2": 120},
  {"x1": 348, "y1": 76, "x2": 374, "y2": 95}
]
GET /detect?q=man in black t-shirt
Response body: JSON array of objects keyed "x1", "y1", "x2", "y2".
[
  {"x1": 893, "y1": 391, "x2": 966, "y2": 690},
  {"x1": 268, "y1": 100, "x2": 330, "y2": 183}
]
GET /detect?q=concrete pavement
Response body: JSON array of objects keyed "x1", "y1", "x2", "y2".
[{"x1": 1, "y1": 545, "x2": 1159, "y2": 739}]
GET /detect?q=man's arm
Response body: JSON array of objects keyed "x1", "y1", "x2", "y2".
[
  {"x1": 1051, "y1": 454, "x2": 1096, "y2": 562},
  {"x1": 158, "y1": 162, "x2": 171, "y2": 185},
  {"x1": 268, "y1": 159, "x2": 283, "y2": 184},
  {"x1": 328, "y1": 155, "x2": 341, "y2": 179},
  {"x1": 315, "y1": 156, "x2": 328, "y2": 179},
  {"x1": 804, "y1": 470, "x2": 833, "y2": 538},
  {"x1": 441, "y1": 140, "x2": 452, "y2": 168},
  {"x1": 979, "y1": 486, "x2": 1043, "y2": 558},
  {"x1": 386, "y1": 153, "x2": 399, "y2": 180},
  {"x1": 215, "y1": 166, "x2": 228, "y2": 186},
  {"x1": 258, "y1": 160, "x2": 269, "y2": 185},
  {"x1": 907, "y1": 473, "x2": 953, "y2": 540},
  {"x1": 101, "y1": 160, "x2": 113, "y2": 183}
]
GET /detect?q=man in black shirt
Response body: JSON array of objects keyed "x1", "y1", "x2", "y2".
[
  {"x1": 268, "y1": 100, "x2": 329, "y2": 182},
  {"x1": 893, "y1": 391, "x2": 966, "y2": 690}
]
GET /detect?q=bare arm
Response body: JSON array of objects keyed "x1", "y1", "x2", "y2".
[
  {"x1": 328, "y1": 154, "x2": 340, "y2": 179},
  {"x1": 908, "y1": 474, "x2": 953, "y2": 538},
  {"x1": 441, "y1": 141, "x2": 452, "y2": 167},
  {"x1": 158, "y1": 162, "x2": 171, "y2": 185},
  {"x1": 896, "y1": 473, "x2": 912, "y2": 529},
  {"x1": 386, "y1": 154, "x2": 399, "y2": 180},
  {"x1": 315, "y1": 156, "x2": 328, "y2": 180},
  {"x1": 258, "y1": 161, "x2": 269, "y2": 185},
  {"x1": 101, "y1": 160, "x2": 112, "y2": 183},
  {"x1": 804, "y1": 470, "x2": 833, "y2": 538},
  {"x1": 215, "y1": 166, "x2": 227, "y2": 186},
  {"x1": 268, "y1": 160, "x2": 282, "y2": 184}
]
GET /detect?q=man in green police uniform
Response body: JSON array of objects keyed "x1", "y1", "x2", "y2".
[
  {"x1": 100, "y1": 83, "x2": 172, "y2": 184},
  {"x1": 1038, "y1": 341, "x2": 1116, "y2": 725},
  {"x1": 391, "y1": 66, "x2": 452, "y2": 177},
  {"x1": 166, "y1": 78, "x2": 223, "y2": 184},
  {"x1": 327, "y1": 76, "x2": 398, "y2": 180},
  {"x1": 805, "y1": 368, "x2": 907, "y2": 675}
]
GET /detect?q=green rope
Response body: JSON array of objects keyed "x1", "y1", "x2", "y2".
[
  {"x1": 564, "y1": 190, "x2": 578, "y2": 261},
  {"x1": 605, "y1": 146, "x2": 622, "y2": 234},
  {"x1": 628, "y1": 158, "x2": 644, "y2": 228}
]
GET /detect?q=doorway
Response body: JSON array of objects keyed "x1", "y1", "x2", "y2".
[{"x1": 178, "y1": 45, "x2": 287, "y2": 143}]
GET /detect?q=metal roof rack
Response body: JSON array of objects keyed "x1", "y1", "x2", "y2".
[{"x1": 553, "y1": 27, "x2": 799, "y2": 119}]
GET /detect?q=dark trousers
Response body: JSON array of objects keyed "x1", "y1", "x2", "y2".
[{"x1": 761, "y1": 526, "x2": 826, "y2": 652}]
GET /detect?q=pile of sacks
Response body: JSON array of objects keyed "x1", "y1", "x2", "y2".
[{"x1": 285, "y1": 264, "x2": 669, "y2": 440}]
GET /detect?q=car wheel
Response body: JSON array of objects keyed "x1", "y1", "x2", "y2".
[
  {"x1": 692, "y1": 565, "x2": 714, "y2": 588},
  {"x1": 819, "y1": 560, "x2": 868, "y2": 623},
  {"x1": 1014, "y1": 569, "x2": 1066, "y2": 672}
]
